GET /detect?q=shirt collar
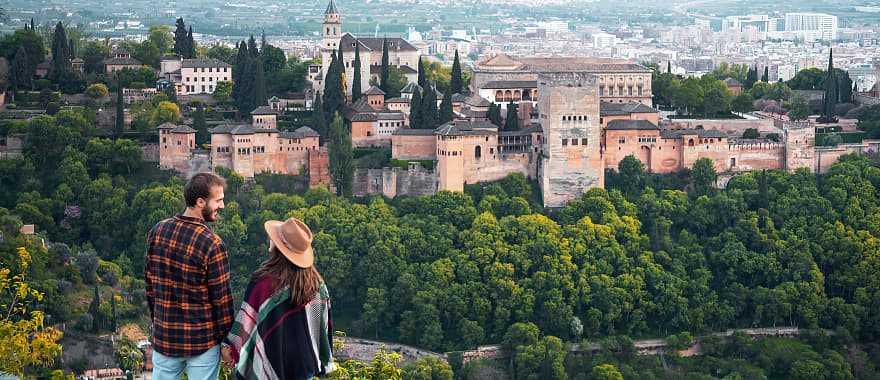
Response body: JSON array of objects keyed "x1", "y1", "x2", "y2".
[{"x1": 175, "y1": 213, "x2": 206, "y2": 225}]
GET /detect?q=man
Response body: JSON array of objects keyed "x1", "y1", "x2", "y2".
[{"x1": 145, "y1": 172, "x2": 233, "y2": 380}]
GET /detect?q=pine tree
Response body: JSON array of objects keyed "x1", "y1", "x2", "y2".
[
  {"x1": 504, "y1": 101, "x2": 519, "y2": 131},
  {"x1": 312, "y1": 94, "x2": 327, "y2": 143},
  {"x1": 115, "y1": 77, "x2": 124, "y2": 138},
  {"x1": 352, "y1": 41, "x2": 363, "y2": 103},
  {"x1": 327, "y1": 113, "x2": 353, "y2": 197},
  {"x1": 417, "y1": 56, "x2": 426, "y2": 88},
  {"x1": 409, "y1": 88, "x2": 423, "y2": 128},
  {"x1": 89, "y1": 286, "x2": 101, "y2": 334},
  {"x1": 439, "y1": 85, "x2": 453, "y2": 124},
  {"x1": 194, "y1": 103, "x2": 208, "y2": 145},
  {"x1": 822, "y1": 48, "x2": 838, "y2": 121},
  {"x1": 49, "y1": 22, "x2": 71, "y2": 84},
  {"x1": 451, "y1": 50, "x2": 463, "y2": 94},
  {"x1": 421, "y1": 85, "x2": 438, "y2": 129},
  {"x1": 173, "y1": 18, "x2": 188, "y2": 57},
  {"x1": 761, "y1": 66, "x2": 769, "y2": 82},
  {"x1": 379, "y1": 37, "x2": 390, "y2": 94},
  {"x1": 186, "y1": 26, "x2": 197, "y2": 59}
]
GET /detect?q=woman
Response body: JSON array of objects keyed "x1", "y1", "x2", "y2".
[{"x1": 222, "y1": 217, "x2": 335, "y2": 379}]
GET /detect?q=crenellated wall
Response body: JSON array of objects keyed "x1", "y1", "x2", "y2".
[
  {"x1": 352, "y1": 165, "x2": 438, "y2": 198},
  {"x1": 664, "y1": 118, "x2": 780, "y2": 134}
]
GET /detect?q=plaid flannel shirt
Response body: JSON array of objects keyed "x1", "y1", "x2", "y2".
[{"x1": 145, "y1": 214, "x2": 234, "y2": 357}]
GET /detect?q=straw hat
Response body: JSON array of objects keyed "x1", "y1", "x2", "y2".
[{"x1": 264, "y1": 217, "x2": 314, "y2": 268}]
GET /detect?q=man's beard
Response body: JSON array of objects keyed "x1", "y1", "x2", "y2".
[{"x1": 202, "y1": 206, "x2": 220, "y2": 222}]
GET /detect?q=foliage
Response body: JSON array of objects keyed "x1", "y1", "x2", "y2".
[
  {"x1": 85, "y1": 83, "x2": 109, "y2": 99},
  {"x1": 213, "y1": 81, "x2": 232, "y2": 103},
  {"x1": 328, "y1": 113, "x2": 353, "y2": 197},
  {"x1": 114, "y1": 337, "x2": 144, "y2": 373},
  {"x1": 149, "y1": 101, "x2": 181, "y2": 126},
  {"x1": 0, "y1": 246, "x2": 63, "y2": 377},
  {"x1": 787, "y1": 95, "x2": 810, "y2": 121},
  {"x1": 329, "y1": 347, "x2": 404, "y2": 380}
]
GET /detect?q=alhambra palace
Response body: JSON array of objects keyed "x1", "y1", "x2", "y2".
[{"x1": 156, "y1": 0, "x2": 880, "y2": 208}]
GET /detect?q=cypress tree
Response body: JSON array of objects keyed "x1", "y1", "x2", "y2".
[
  {"x1": 115, "y1": 77, "x2": 124, "y2": 138},
  {"x1": 322, "y1": 51, "x2": 343, "y2": 122},
  {"x1": 89, "y1": 286, "x2": 101, "y2": 333},
  {"x1": 409, "y1": 88, "x2": 423, "y2": 128},
  {"x1": 232, "y1": 41, "x2": 248, "y2": 113},
  {"x1": 253, "y1": 58, "x2": 267, "y2": 111},
  {"x1": 666, "y1": 61, "x2": 671, "y2": 74},
  {"x1": 822, "y1": 48, "x2": 837, "y2": 121},
  {"x1": 488, "y1": 104, "x2": 502, "y2": 126},
  {"x1": 10, "y1": 47, "x2": 31, "y2": 99},
  {"x1": 417, "y1": 56, "x2": 426, "y2": 88},
  {"x1": 248, "y1": 35, "x2": 259, "y2": 57},
  {"x1": 68, "y1": 38, "x2": 76, "y2": 59},
  {"x1": 312, "y1": 94, "x2": 327, "y2": 143},
  {"x1": 173, "y1": 18, "x2": 188, "y2": 56},
  {"x1": 194, "y1": 103, "x2": 209, "y2": 145},
  {"x1": 49, "y1": 22, "x2": 71, "y2": 84},
  {"x1": 186, "y1": 26, "x2": 196, "y2": 58},
  {"x1": 504, "y1": 101, "x2": 519, "y2": 131},
  {"x1": 421, "y1": 84, "x2": 438, "y2": 128},
  {"x1": 110, "y1": 292, "x2": 118, "y2": 333},
  {"x1": 328, "y1": 112, "x2": 353, "y2": 197},
  {"x1": 337, "y1": 48, "x2": 346, "y2": 99},
  {"x1": 451, "y1": 50, "x2": 463, "y2": 94},
  {"x1": 761, "y1": 66, "x2": 769, "y2": 82},
  {"x1": 439, "y1": 85, "x2": 454, "y2": 124},
  {"x1": 379, "y1": 37, "x2": 390, "y2": 94},
  {"x1": 352, "y1": 41, "x2": 363, "y2": 103}
]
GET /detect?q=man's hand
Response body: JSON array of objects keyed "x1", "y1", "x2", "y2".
[{"x1": 221, "y1": 345, "x2": 234, "y2": 367}]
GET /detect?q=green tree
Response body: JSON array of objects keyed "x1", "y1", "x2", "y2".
[
  {"x1": 328, "y1": 113, "x2": 353, "y2": 196},
  {"x1": 410, "y1": 88, "x2": 424, "y2": 129},
  {"x1": 379, "y1": 37, "x2": 390, "y2": 95},
  {"x1": 323, "y1": 51, "x2": 344, "y2": 122},
  {"x1": 761, "y1": 66, "x2": 769, "y2": 82},
  {"x1": 405, "y1": 356, "x2": 453, "y2": 380},
  {"x1": 312, "y1": 95, "x2": 327, "y2": 141},
  {"x1": 193, "y1": 103, "x2": 208, "y2": 145},
  {"x1": 252, "y1": 58, "x2": 267, "y2": 110},
  {"x1": 822, "y1": 48, "x2": 838, "y2": 121},
  {"x1": 115, "y1": 78, "x2": 124, "y2": 137},
  {"x1": 86, "y1": 83, "x2": 109, "y2": 100},
  {"x1": 421, "y1": 85, "x2": 438, "y2": 129},
  {"x1": 148, "y1": 25, "x2": 173, "y2": 54},
  {"x1": 114, "y1": 338, "x2": 144, "y2": 373},
  {"x1": 213, "y1": 80, "x2": 232, "y2": 103},
  {"x1": 787, "y1": 67, "x2": 825, "y2": 90},
  {"x1": 89, "y1": 285, "x2": 101, "y2": 333},
  {"x1": 691, "y1": 157, "x2": 716, "y2": 196},
  {"x1": 788, "y1": 95, "x2": 810, "y2": 121},
  {"x1": 451, "y1": 50, "x2": 463, "y2": 94},
  {"x1": 732, "y1": 92, "x2": 755, "y2": 114},
  {"x1": 48, "y1": 22, "x2": 72, "y2": 85},
  {"x1": 514, "y1": 336, "x2": 567, "y2": 380},
  {"x1": 352, "y1": 41, "x2": 363, "y2": 103},
  {"x1": 9, "y1": 46, "x2": 32, "y2": 97},
  {"x1": 742, "y1": 128, "x2": 760, "y2": 139},
  {"x1": 488, "y1": 104, "x2": 502, "y2": 126},
  {"x1": 590, "y1": 364, "x2": 624, "y2": 380},
  {"x1": 173, "y1": 18, "x2": 189, "y2": 57},
  {"x1": 504, "y1": 102, "x2": 519, "y2": 131},
  {"x1": 260, "y1": 42, "x2": 287, "y2": 75},
  {"x1": 417, "y1": 56, "x2": 426, "y2": 88},
  {"x1": 149, "y1": 101, "x2": 181, "y2": 126},
  {"x1": 617, "y1": 155, "x2": 645, "y2": 198},
  {"x1": 206, "y1": 44, "x2": 235, "y2": 64},
  {"x1": 439, "y1": 86, "x2": 454, "y2": 124}
]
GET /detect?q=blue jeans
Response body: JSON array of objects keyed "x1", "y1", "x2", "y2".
[{"x1": 152, "y1": 345, "x2": 220, "y2": 380}]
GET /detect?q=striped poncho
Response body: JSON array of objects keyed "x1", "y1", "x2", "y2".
[{"x1": 224, "y1": 276, "x2": 334, "y2": 380}]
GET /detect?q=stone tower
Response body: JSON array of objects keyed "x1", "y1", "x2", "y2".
[
  {"x1": 783, "y1": 121, "x2": 816, "y2": 172},
  {"x1": 322, "y1": 0, "x2": 341, "y2": 52},
  {"x1": 537, "y1": 72, "x2": 604, "y2": 208}
]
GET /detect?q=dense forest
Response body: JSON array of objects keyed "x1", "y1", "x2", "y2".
[{"x1": 2, "y1": 110, "x2": 880, "y2": 378}]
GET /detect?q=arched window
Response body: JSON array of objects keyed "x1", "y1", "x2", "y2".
[
  {"x1": 504, "y1": 90, "x2": 512, "y2": 101},
  {"x1": 496, "y1": 90, "x2": 503, "y2": 101},
  {"x1": 475, "y1": 145, "x2": 482, "y2": 159},
  {"x1": 688, "y1": 139, "x2": 695, "y2": 146}
]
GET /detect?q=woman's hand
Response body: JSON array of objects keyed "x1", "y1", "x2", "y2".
[{"x1": 221, "y1": 345, "x2": 234, "y2": 367}]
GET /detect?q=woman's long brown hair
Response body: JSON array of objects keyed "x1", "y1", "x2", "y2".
[{"x1": 254, "y1": 245, "x2": 323, "y2": 306}]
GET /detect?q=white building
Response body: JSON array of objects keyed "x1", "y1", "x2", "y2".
[
  {"x1": 161, "y1": 57, "x2": 232, "y2": 95},
  {"x1": 722, "y1": 15, "x2": 777, "y2": 33},
  {"x1": 592, "y1": 32, "x2": 617, "y2": 48},
  {"x1": 784, "y1": 13, "x2": 838, "y2": 41},
  {"x1": 848, "y1": 63, "x2": 878, "y2": 92}
]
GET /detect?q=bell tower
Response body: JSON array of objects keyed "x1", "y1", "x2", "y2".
[{"x1": 322, "y1": 0, "x2": 341, "y2": 51}]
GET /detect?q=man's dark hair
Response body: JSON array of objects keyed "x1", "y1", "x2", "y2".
[{"x1": 184, "y1": 172, "x2": 227, "y2": 207}]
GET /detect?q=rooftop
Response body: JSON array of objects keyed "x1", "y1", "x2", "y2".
[
  {"x1": 181, "y1": 58, "x2": 232, "y2": 68},
  {"x1": 338, "y1": 34, "x2": 418, "y2": 53},
  {"x1": 392, "y1": 128, "x2": 436, "y2": 136},
  {"x1": 280, "y1": 126, "x2": 320, "y2": 139},
  {"x1": 435, "y1": 120, "x2": 498, "y2": 136},
  {"x1": 483, "y1": 80, "x2": 538, "y2": 89},
  {"x1": 364, "y1": 86, "x2": 386, "y2": 96},
  {"x1": 600, "y1": 102, "x2": 658, "y2": 116},
  {"x1": 476, "y1": 53, "x2": 650, "y2": 73},
  {"x1": 103, "y1": 57, "x2": 142, "y2": 66},
  {"x1": 606, "y1": 119, "x2": 660, "y2": 130},
  {"x1": 251, "y1": 106, "x2": 279, "y2": 116}
]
